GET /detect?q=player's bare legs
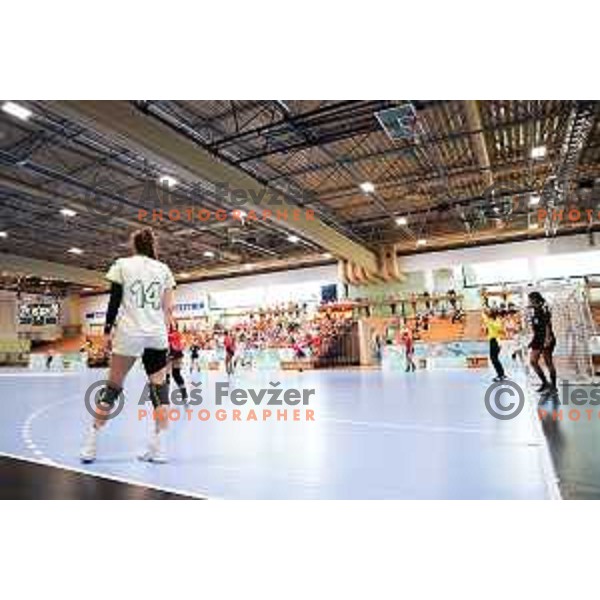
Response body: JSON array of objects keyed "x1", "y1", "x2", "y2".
[{"x1": 80, "y1": 353, "x2": 136, "y2": 463}]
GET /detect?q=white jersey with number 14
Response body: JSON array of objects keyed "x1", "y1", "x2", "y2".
[{"x1": 106, "y1": 255, "x2": 175, "y2": 337}]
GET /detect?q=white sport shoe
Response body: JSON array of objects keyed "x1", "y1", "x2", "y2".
[
  {"x1": 138, "y1": 437, "x2": 168, "y2": 463},
  {"x1": 80, "y1": 426, "x2": 98, "y2": 463},
  {"x1": 138, "y1": 449, "x2": 168, "y2": 464}
]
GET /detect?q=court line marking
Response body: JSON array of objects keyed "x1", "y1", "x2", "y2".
[
  {"x1": 15, "y1": 392, "x2": 213, "y2": 500},
  {"x1": 0, "y1": 371, "x2": 80, "y2": 377},
  {"x1": 0, "y1": 451, "x2": 208, "y2": 499},
  {"x1": 8, "y1": 368, "x2": 560, "y2": 500},
  {"x1": 476, "y1": 372, "x2": 562, "y2": 500},
  {"x1": 524, "y1": 395, "x2": 562, "y2": 501},
  {"x1": 20, "y1": 397, "x2": 73, "y2": 464},
  {"x1": 505, "y1": 375, "x2": 562, "y2": 500},
  {"x1": 319, "y1": 416, "x2": 535, "y2": 440},
  {"x1": 320, "y1": 417, "x2": 483, "y2": 434}
]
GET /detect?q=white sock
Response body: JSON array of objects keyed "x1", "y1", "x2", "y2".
[{"x1": 150, "y1": 427, "x2": 163, "y2": 451}]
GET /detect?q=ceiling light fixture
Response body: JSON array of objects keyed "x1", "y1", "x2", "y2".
[
  {"x1": 2, "y1": 101, "x2": 32, "y2": 121},
  {"x1": 287, "y1": 235, "x2": 300, "y2": 243},
  {"x1": 60, "y1": 208, "x2": 77, "y2": 217},
  {"x1": 0, "y1": 231, "x2": 8, "y2": 238},
  {"x1": 531, "y1": 146, "x2": 547, "y2": 159},
  {"x1": 359, "y1": 181, "x2": 375, "y2": 194},
  {"x1": 529, "y1": 195, "x2": 541, "y2": 206},
  {"x1": 203, "y1": 250, "x2": 215, "y2": 258},
  {"x1": 158, "y1": 175, "x2": 178, "y2": 189},
  {"x1": 68, "y1": 247, "x2": 83, "y2": 255},
  {"x1": 416, "y1": 238, "x2": 427, "y2": 246},
  {"x1": 395, "y1": 216, "x2": 408, "y2": 226}
]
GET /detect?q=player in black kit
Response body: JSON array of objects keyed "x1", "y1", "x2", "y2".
[{"x1": 528, "y1": 291, "x2": 557, "y2": 393}]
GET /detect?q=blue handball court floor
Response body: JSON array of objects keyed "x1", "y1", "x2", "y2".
[{"x1": 0, "y1": 366, "x2": 560, "y2": 499}]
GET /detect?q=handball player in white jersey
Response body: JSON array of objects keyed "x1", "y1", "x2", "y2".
[{"x1": 80, "y1": 228, "x2": 176, "y2": 463}]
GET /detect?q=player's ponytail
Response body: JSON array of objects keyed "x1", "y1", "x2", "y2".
[{"x1": 132, "y1": 227, "x2": 157, "y2": 259}]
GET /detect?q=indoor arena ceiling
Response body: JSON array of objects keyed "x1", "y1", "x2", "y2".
[{"x1": 1, "y1": 100, "x2": 599, "y2": 290}]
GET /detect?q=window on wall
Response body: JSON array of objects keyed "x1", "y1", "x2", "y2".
[
  {"x1": 209, "y1": 281, "x2": 331, "y2": 310},
  {"x1": 210, "y1": 287, "x2": 265, "y2": 309},
  {"x1": 463, "y1": 258, "x2": 530, "y2": 286},
  {"x1": 534, "y1": 250, "x2": 600, "y2": 279},
  {"x1": 266, "y1": 281, "x2": 326, "y2": 305}
]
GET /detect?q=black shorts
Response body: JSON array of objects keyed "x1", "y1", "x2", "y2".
[
  {"x1": 191, "y1": 352, "x2": 199, "y2": 360},
  {"x1": 529, "y1": 337, "x2": 556, "y2": 352},
  {"x1": 141, "y1": 348, "x2": 169, "y2": 376},
  {"x1": 169, "y1": 348, "x2": 184, "y2": 361}
]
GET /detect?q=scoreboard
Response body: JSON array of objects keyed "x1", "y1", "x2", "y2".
[{"x1": 18, "y1": 302, "x2": 60, "y2": 326}]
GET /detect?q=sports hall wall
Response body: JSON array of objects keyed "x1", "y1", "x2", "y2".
[
  {"x1": 1, "y1": 291, "x2": 81, "y2": 341},
  {"x1": 79, "y1": 264, "x2": 339, "y2": 334},
  {"x1": 77, "y1": 232, "x2": 600, "y2": 333},
  {"x1": 348, "y1": 232, "x2": 600, "y2": 303},
  {"x1": 0, "y1": 290, "x2": 18, "y2": 338}
]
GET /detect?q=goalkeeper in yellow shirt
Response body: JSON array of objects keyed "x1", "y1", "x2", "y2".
[{"x1": 482, "y1": 308, "x2": 506, "y2": 382}]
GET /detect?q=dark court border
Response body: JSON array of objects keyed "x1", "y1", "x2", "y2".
[{"x1": 0, "y1": 453, "x2": 204, "y2": 500}]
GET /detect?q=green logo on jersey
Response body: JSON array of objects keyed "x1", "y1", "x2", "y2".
[{"x1": 130, "y1": 280, "x2": 162, "y2": 309}]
